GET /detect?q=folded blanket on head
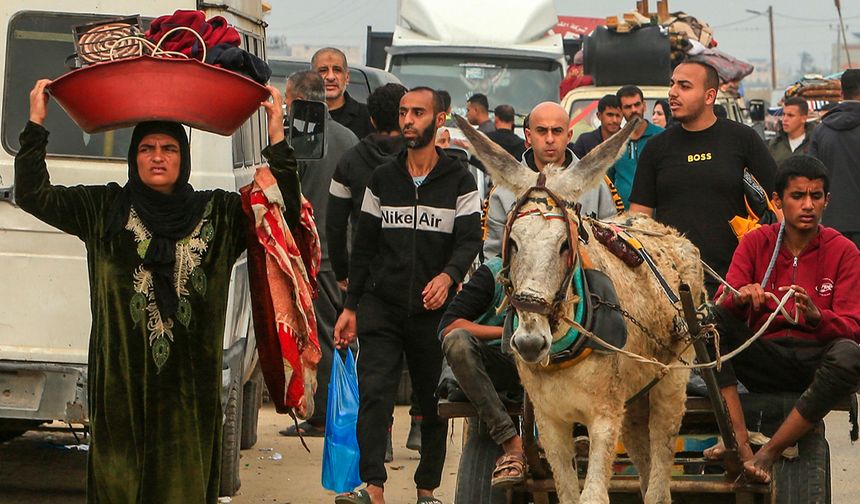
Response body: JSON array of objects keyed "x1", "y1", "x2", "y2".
[
  {"x1": 241, "y1": 166, "x2": 321, "y2": 418},
  {"x1": 146, "y1": 9, "x2": 240, "y2": 60}
]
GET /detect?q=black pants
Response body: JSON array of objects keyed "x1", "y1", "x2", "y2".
[
  {"x1": 443, "y1": 329, "x2": 520, "y2": 445},
  {"x1": 711, "y1": 306, "x2": 860, "y2": 422},
  {"x1": 308, "y1": 270, "x2": 342, "y2": 426},
  {"x1": 355, "y1": 293, "x2": 447, "y2": 489}
]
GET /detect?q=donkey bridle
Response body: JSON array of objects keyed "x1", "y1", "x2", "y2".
[{"x1": 501, "y1": 173, "x2": 581, "y2": 319}]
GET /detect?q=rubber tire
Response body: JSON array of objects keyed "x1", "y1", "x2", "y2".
[
  {"x1": 240, "y1": 366, "x2": 263, "y2": 450},
  {"x1": 772, "y1": 422, "x2": 831, "y2": 504},
  {"x1": 455, "y1": 418, "x2": 513, "y2": 504},
  {"x1": 219, "y1": 378, "x2": 244, "y2": 497},
  {"x1": 740, "y1": 393, "x2": 831, "y2": 504}
]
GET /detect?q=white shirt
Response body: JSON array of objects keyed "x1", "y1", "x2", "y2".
[{"x1": 789, "y1": 133, "x2": 806, "y2": 152}]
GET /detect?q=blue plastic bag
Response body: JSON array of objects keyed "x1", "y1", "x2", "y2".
[{"x1": 321, "y1": 348, "x2": 362, "y2": 493}]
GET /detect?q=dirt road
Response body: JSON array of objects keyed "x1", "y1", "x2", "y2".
[
  {"x1": 231, "y1": 405, "x2": 463, "y2": 504},
  {"x1": 1, "y1": 406, "x2": 857, "y2": 503}
]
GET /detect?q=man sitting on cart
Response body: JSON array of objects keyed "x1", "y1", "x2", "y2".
[
  {"x1": 439, "y1": 256, "x2": 525, "y2": 488},
  {"x1": 706, "y1": 155, "x2": 860, "y2": 483}
]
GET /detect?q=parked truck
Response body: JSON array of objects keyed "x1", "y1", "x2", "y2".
[{"x1": 369, "y1": 0, "x2": 566, "y2": 126}]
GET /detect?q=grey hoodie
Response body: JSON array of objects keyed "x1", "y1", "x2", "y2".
[
  {"x1": 482, "y1": 148, "x2": 619, "y2": 261},
  {"x1": 809, "y1": 101, "x2": 860, "y2": 233}
]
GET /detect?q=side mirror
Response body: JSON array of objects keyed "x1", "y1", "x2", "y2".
[
  {"x1": 288, "y1": 99, "x2": 327, "y2": 160},
  {"x1": 748, "y1": 99, "x2": 766, "y2": 122}
]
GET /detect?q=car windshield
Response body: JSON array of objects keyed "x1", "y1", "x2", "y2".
[{"x1": 390, "y1": 54, "x2": 562, "y2": 126}]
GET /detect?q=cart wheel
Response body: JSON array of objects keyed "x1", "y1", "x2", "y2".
[
  {"x1": 455, "y1": 417, "x2": 522, "y2": 504},
  {"x1": 741, "y1": 394, "x2": 831, "y2": 504},
  {"x1": 772, "y1": 422, "x2": 830, "y2": 504}
]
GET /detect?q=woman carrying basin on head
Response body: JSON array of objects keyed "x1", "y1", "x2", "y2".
[{"x1": 15, "y1": 79, "x2": 300, "y2": 504}]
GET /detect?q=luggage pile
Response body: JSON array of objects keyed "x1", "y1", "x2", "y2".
[
  {"x1": 586, "y1": 1, "x2": 753, "y2": 86},
  {"x1": 785, "y1": 76, "x2": 842, "y2": 102}
]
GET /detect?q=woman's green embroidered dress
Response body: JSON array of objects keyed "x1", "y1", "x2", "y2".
[{"x1": 14, "y1": 122, "x2": 300, "y2": 503}]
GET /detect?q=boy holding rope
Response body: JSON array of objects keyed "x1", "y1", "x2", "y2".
[{"x1": 705, "y1": 155, "x2": 860, "y2": 483}]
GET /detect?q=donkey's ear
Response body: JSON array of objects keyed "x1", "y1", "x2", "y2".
[
  {"x1": 453, "y1": 114, "x2": 535, "y2": 194},
  {"x1": 549, "y1": 116, "x2": 642, "y2": 200}
]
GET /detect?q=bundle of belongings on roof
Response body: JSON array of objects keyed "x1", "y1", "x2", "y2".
[
  {"x1": 72, "y1": 10, "x2": 271, "y2": 84},
  {"x1": 589, "y1": 10, "x2": 752, "y2": 87},
  {"x1": 785, "y1": 76, "x2": 842, "y2": 102},
  {"x1": 683, "y1": 39, "x2": 754, "y2": 86}
]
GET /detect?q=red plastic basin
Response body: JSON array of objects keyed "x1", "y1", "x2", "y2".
[{"x1": 48, "y1": 55, "x2": 269, "y2": 136}]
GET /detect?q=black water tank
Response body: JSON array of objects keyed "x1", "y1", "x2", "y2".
[{"x1": 583, "y1": 25, "x2": 671, "y2": 87}]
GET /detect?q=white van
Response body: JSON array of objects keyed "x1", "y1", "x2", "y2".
[{"x1": 0, "y1": 0, "x2": 270, "y2": 496}]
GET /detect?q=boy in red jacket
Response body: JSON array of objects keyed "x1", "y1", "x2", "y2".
[{"x1": 707, "y1": 155, "x2": 860, "y2": 484}]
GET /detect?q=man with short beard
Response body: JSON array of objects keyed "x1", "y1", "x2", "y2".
[
  {"x1": 312, "y1": 47, "x2": 373, "y2": 139},
  {"x1": 333, "y1": 87, "x2": 482, "y2": 504},
  {"x1": 629, "y1": 60, "x2": 777, "y2": 296}
]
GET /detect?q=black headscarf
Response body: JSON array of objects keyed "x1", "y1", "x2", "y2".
[
  {"x1": 106, "y1": 121, "x2": 212, "y2": 319},
  {"x1": 655, "y1": 99, "x2": 674, "y2": 128}
]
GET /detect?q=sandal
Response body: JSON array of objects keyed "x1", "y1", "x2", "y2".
[
  {"x1": 335, "y1": 489, "x2": 371, "y2": 504},
  {"x1": 491, "y1": 452, "x2": 527, "y2": 488},
  {"x1": 279, "y1": 421, "x2": 325, "y2": 437}
]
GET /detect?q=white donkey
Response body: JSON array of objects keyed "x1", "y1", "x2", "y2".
[{"x1": 456, "y1": 115, "x2": 705, "y2": 504}]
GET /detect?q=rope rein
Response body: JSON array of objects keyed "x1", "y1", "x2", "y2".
[
  {"x1": 539, "y1": 217, "x2": 801, "y2": 372},
  {"x1": 506, "y1": 209, "x2": 801, "y2": 373},
  {"x1": 561, "y1": 279, "x2": 796, "y2": 374}
]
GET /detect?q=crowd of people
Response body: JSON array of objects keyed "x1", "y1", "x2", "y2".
[
  {"x1": 14, "y1": 43, "x2": 860, "y2": 504},
  {"x1": 318, "y1": 49, "x2": 859, "y2": 504}
]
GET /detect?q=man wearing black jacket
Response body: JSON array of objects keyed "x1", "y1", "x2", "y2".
[
  {"x1": 571, "y1": 94, "x2": 622, "y2": 159},
  {"x1": 809, "y1": 69, "x2": 860, "y2": 248},
  {"x1": 333, "y1": 87, "x2": 483, "y2": 504},
  {"x1": 486, "y1": 104, "x2": 525, "y2": 160},
  {"x1": 312, "y1": 47, "x2": 373, "y2": 139},
  {"x1": 328, "y1": 83, "x2": 407, "y2": 290},
  {"x1": 327, "y1": 82, "x2": 410, "y2": 462}
]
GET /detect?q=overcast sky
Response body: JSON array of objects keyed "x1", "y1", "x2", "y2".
[{"x1": 266, "y1": 0, "x2": 859, "y2": 74}]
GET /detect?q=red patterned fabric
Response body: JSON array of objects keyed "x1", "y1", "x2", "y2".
[
  {"x1": 146, "y1": 10, "x2": 240, "y2": 60},
  {"x1": 241, "y1": 167, "x2": 321, "y2": 417}
]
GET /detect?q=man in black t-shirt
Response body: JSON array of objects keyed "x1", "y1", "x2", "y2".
[{"x1": 629, "y1": 61, "x2": 777, "y2": 294}]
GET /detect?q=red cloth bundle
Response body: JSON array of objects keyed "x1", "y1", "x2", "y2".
[
  {"x1": 241, "y1": 167, "x2": 322, "y2": 417},
  {"x1": 146, "y1": 9, "x2": 240, "y2": 60}
]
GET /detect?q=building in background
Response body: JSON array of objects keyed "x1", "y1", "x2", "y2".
[{"x1": 267, "y1": 34, "x2": 362, "y2": 63}]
